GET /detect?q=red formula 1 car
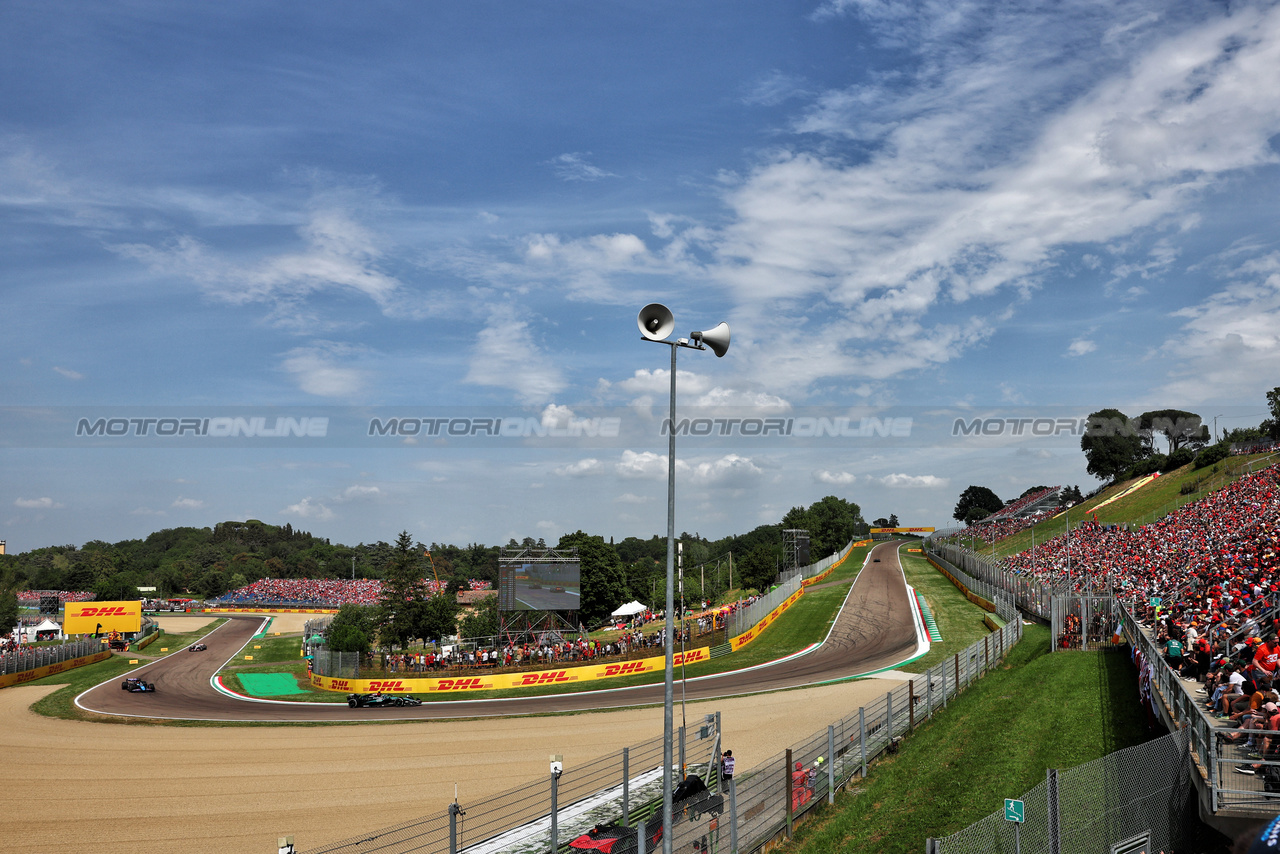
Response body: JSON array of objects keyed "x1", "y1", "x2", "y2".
[{"x1": 569, "y1": 813, "x2": 662, "y2": 854}]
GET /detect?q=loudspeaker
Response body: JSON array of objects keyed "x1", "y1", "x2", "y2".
[
  {"x1": 637, "y1": 303, "x2": 675, "y2": 341},
  {"x1": 691, "y1": 322, "x2": 731, "y2": 357}
]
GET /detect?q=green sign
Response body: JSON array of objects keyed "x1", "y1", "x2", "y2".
[{"x1": 1004, "y1": 799, "x2": 1024, "y2": 823}]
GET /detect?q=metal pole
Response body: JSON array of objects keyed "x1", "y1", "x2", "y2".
[
  {"x1": 785, "y1": 748, "x2": 794, "y2": 839},
  {"x1": 1047, "y1": 768, "x2": 1060, "y2": 854},
  {"x1": 448, "y1": 803, "x2": 462, "y2": 854},
  {"x1": 623, "y1": 747, "x2": 630, "y2": 827},
  {"x1": 728, "y1": 778, "x2": 738, "y2": 854},
  {"x1": 679, "y1": 724, "x2": 686, "y2": 778},
  {"x1": 827, "y1": 725, "x2": 836, "y2": 804},
  {"x1": 859, "y1": 707, "x2": 868, "y2": 777},
  {"x1": 550, "y1": 769, "x2": 559, "y2": 853},
  {"x1": 663, "y1": 342, "x2": 677, "y2": 854}
]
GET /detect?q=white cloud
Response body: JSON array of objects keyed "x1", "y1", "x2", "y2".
[
  {"x1": 615, "y1": 450, "x2": 677, "y2": 480},
  {"x1": 130, "y1": 507, "x2": 166, "y2": 516},
  {"x1": 555, "y1": 458, "x2": 602, "y2": 477},
  {"x1": 112, "y1": 201, "x2": 402, "y2": 322},
  {"x1": 876, "y1": 473, "x2": 949, "y2": 488},
  {"x1": 463, "y1": 304, "x2": 565, "y2": 404},
  {"x1": 171, "y1": 496, "x2": 204, "y2": 509},
  {"x1": 549, "y1": 152, "x2": 618, "y2": 182},
  {"x1": 689, "y1": 454, "x2": 763, "y2": 487},
  {"x1": 341, "y1": 485, "x2": 381, "y2": 500},
  {"x1": 614, "y1": 493, "x2": 651, "y2": 504},
  {"x1": 52, "y1": 366, "x2": 83, "y2": 380},
  {"x1": 1066, "y1": 338, "x2": 1097, "y2": 357},
  {"x1": 282, "y1": 497, "x2": 334, "y2": 520},
  {"x1": 1148, "y1": 251, "x2": 1280, "y2": 404},
  {"x1": 281, "y1": 341, "x2": 368, "y2": 397},
  {"x1": 15, "y1": 496, "x2": 63, "y2": 509},
  {"x1": 814, "y1": 470, "x2": 857, "y2": 485}
]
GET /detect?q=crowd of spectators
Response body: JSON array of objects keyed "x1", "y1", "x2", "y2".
[
  {"x1": 1001, "y1": 465, "x2": 1279, "y2": 611},
  {"x1": 215, "y1": 578, "x2": 385, "y2": 607},
  {"x1": 216, "y1": 577, "x2": 493, "y2": 606},
  {"x1": 965, "y1": 487, "x2": 1063, "y2": 543},
  {"x1": 15, "y1": 590, "x2": 94, "y2": 605}
]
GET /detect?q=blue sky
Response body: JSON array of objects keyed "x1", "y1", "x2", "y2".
[{"x1": 4, "y1": 0, "x2": 1280, "y2": 554}]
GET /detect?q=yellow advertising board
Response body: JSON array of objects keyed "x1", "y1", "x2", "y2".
[
  {"x1": 729, "y1": 587, "x2": 804, "y2": 652},
  {"x1": 63, "y1": 601, "x2": 143, "y2": 635},
  {"x1": 0, "y1": 650, "x2": 113, "y2": 689},
  {"x1": 307, "y1": 646, "x2": 712, "y2": 694}
]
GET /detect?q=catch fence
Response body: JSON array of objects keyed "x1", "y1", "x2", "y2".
[
  {"x1": 929, "y1": 542, "x2": 1052, "y2": 619},
  {"x1": 0, "y1": 637, "x2": 105, "y2": 677},
  {"x1": 926, "y1": 729, "x2": 1195, "y2": 854}
]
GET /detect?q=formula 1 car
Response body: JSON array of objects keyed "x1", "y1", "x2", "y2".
[
  {"x1": 188, "y1": 643, "x2": 207, "y2": 651},
  {"x1": 347, "y1": 692, "x2": 423, "y2": 708},
  {"x1": 121, "y1": 677, "x2": 157, "y2": 692}
]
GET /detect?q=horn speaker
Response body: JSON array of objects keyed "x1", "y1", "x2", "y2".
[
  {"x1": 637, "y1": 303, "x2": 675, "y2": 341},
  {"x1": 691, "y1": 322, "x2": 731, "y2": 358}
]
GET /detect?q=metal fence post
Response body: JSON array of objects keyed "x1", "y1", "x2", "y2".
[
  {"x1": 550, "y1": 768, "x2": 559, "y2": 853},
  {"x1": 984, "y1": 634, "x2": 989, "y2": 672},
  {"x1": 887, "y1": 692, "x2": 894, "y2": 742},
  {"x1": 448, "y1": 802, "x2": 462, "y2": 854},
  {"x1": 827, "y1": 725, "x2": 836, "y2": 804},
  {"x1": 637, "y1": 820, "x2": 645, "y2": 854},
  {"x1": 942, "y1": 664, "x2": 947, "y2": 709},
  {"x1": 728, "y1": 779, "x2": 738, "y2": 854},
  {"x1": 1047, "y1": 768, "x2": 1059, "y2": 854},
  {"x1": 927, "y1": 673, "x2": 933, "y2": 718},
  {"x1": 679, "y1": 724, "x2": 686, "y2": 776},
  {"x1": 859, "y1": 707, "x2": 868, "y2": 778},
  {"x1": 954, "y1": 653, "x2": 960, "y2": 690},
  {"x1": 786, "y1": 748, "x2": 794, "y2": 839},
  {"x1": 909, "y1": 680, "x2": 916, "y2": 731},
  {"x1": 622, "y1": 746, "x2": 630, "y2": 827}
]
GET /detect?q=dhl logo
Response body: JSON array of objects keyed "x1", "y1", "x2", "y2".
[
  {"x1": 518, "y1": 670, "x2": 572, "y2": 685},
  {"x1": 367, "y1": 680, "x2": 407, "y2": 691},
  {"x1": 436, "y1": 677, "x2": 485, "y2": 691},
  {"x1": 737, "y1": 631, "x2": 754, "y2": 644},
  {"x1": 330, "y1": 680, "x2": 350, "y2": 690},
  {"x1": 674, "y1": 650, "x2": 706, "y2": 665},
  {"x1": 77, "y1": 606, "x2": 134, "y2": 617},
  {"x1": 603, "y1": 662, "x2": 647, "y2": 677}
]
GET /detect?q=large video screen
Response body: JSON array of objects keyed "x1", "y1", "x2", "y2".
[{"x1": 498, "y1": 561, "x2": 582, "y2": 612}]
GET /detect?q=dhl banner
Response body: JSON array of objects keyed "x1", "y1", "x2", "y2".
[
  {"x1": 0, "y1": 650, "x2": 113, "y2": 689},
  {"x1": 203, "y1": 608, "x2": 339, "y2": 614},
  {"x1": 308, "y1": 646, "x2": 712, "y2": 694},
  {"x1": 63, "y1": 601, "x2": 142, "y2": 634},
  {"x1": 729, "y1": 587, "x2": 805, "y2": 652}
]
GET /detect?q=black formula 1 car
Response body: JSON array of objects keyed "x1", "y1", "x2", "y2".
[
  {"x1": 188, "y1": 643, "x2": 207, "y2": 651},
  {"x1": 121, "y1": 677, "x2": 156, "y2": 692},
  {"x1": 347, "y1": 692, "x2": 423, "y2": 708}
]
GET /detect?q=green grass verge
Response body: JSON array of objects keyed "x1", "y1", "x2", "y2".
[
  {"x1": 782, "y1": 626, "x2": 1151, "y2": 854},
  {"x1": 26, "y1": 655, "x2": 153, "y2": 721},
  {"x1": 232, "y1": 634, "x2": 305, "y2": 664},
  {"x1": 898, "y1": 550, "x2": 998, "y2": 674}
]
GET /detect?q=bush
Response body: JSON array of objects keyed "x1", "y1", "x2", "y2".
[
  {"x1": 1194, "y1": 441, "x2": 1231, "y2": 470},
  {"x1": 1126, "y1": 454, "x2": 1166, "y2": 479},
  {"x1": 1162, "y1": 447, "x2": 1195, "y2": 472}
]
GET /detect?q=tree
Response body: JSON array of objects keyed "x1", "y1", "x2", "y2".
[
  {"x1": 1266, "y1": 387, "x2": 1280, "y2": 440},
  {"x1": 781, "y1": 496, "x2": 866, "y2": 557},
  {"x1": 417, "y1": 593, "x2": 460, "y2": 644},
  {"x1": 888, "y1": 514, "x2": 899, "y2": 528},
  {"x1": 736, "y1": 542, "x2": 779, "y2": 592},
  {"x1": 378, "y1": 531, "x2": 430, "y2": 650},
  {"x1": 1081, "y1": 409, "x2": 1146, "y2": 481},
  {"x1": 326, "y1": 604, "x2": 374, "y2": 654},
  {"x1": 953, "y1": 486, "x2": 1003, "y2": 524},
  {"x1": 1137, "y1": 409, "x2": 1210, "y2": 454},
  {"x1": 558, "y1": 531, "x2": 627, "y2": 627},
  {"x1": 458, "y1": 593, "x2": 498, "y2": 641},
  {"x1": 0, "y1": 592, "x2": 17, "y2": 638}
]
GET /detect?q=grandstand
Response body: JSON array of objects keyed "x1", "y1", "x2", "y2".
[{"x1": 963, "y1": 486, "x2": 1063, "y2": 542}]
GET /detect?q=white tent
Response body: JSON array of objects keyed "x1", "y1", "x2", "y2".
[{"x1": 610, "y1": 601, "x2": 647, "y2": 618}]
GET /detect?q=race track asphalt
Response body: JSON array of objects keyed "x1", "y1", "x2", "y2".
[{"x1": 77, "y1": 541, "x2": 919, "y2": 723}]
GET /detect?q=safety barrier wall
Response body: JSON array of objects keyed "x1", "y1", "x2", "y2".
[
  {"x1": 0, "y1": 646, "x2": 113, "y2": 688},
  {"x1": 203, "y1": 607, "x2": 338, "y2": 614},
  {"x1": 307, "y1": 646, "x2": 712, "y2": 694}
]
